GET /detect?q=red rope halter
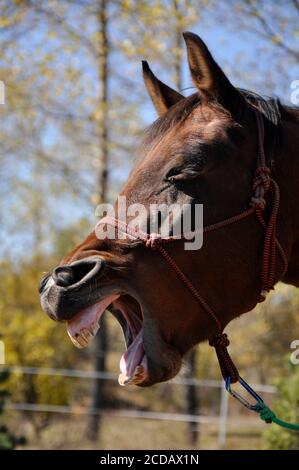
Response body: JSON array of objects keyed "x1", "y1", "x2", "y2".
[{"x1": 98, "y1": 109, "x2": 288, "y2": 383}]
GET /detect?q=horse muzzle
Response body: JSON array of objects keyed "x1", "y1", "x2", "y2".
[{"x1": 39, "y1": 256, "x2": 106, "y2": 321}]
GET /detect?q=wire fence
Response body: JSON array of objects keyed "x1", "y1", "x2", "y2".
[
  {"x1": 2, "y1": 365, "x2": 277, "y2": 447},
  {"x1": 3, "y1": 365, "x2": 277, "y2": 391}
]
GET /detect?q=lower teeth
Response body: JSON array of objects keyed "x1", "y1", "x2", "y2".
[{"x1": 118, "y1": 366, "x2": 145, "y2": 386}]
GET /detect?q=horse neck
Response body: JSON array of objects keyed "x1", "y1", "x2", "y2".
[{"x1": 276, "y1": 111, "x2": 299, "y2": 286}]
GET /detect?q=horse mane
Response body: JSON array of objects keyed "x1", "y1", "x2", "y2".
[
  {"x1": 142, "y1": 87, "x2": 299, "y2": 155},
  {"x1": 238, "y1": 88, "x2": 299, "y2": 123},
  {"x1": 238, "y1": 89, "x2": 282, "y2": 125},
  {"x1": 238, "y1": 89, "x2": 299, "y2": 166}
]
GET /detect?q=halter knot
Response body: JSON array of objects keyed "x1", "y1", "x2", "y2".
[
  {"x1": 254, "y1": 166, "x2": 271, "y2": 191},
  {"x1": 250, "y1": 196, "x2": 266, "y2": 211},
  {"x1": 250, "y1": 166, "x2": 271, "y2": 211},
  {"x1": 209, "y1": 333, "x2": 230, "y2": 349},
  {"x1": 145, "y1": 234, "x2": 162, "y2": 250},
  {"x1": 209, "y1": 333, "x2": 239, "y2": 383}
]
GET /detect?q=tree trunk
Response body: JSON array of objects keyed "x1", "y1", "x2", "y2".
[
  {"x1": 184, "y1": 349, "x2": 199, "y2": 445},
  {"x1": 86, "y1": 0, "x2": 109, "y2": 441},
  {"x1": 173, "y1": 0, "x2": 182, "y2": 92},
  {"x1": 172, "y1": 0, "x2": 199, "y2": 445}
]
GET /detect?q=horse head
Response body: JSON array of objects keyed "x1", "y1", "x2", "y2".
[{"x1": 40, "y1": 33, "x2": 291, "y2": 386}]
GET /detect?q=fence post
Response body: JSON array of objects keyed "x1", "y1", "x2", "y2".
[{"x1": 218, "y1": 384, "x2": 228, "y2": 448}]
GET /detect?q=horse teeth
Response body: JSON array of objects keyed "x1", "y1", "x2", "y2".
[
  {"x1": 118, "y1": 374, "x2": 124, "y2": 386},
  {"x1": 67, "y1": 331, "x2": 85, "y2": 349},
  {"x1": 91, "y1": 322, "x2": 99, "y2": 336},
  {"x1": 81, "y1": 328, "x2": 93, "y2": 342},
  {"x1": 124, "y1": 376, "x2": 134, "y2": 385},
  {"x1": 118, "y1": 366, "x2": 145, "y2": 386},
  {"x1": 118, "y1": 374, "x2": 131, "y2": 386},
  {"x1": 67, "y1": 329, "x2": 92, "y2": 349},
  {"x1": 76, "y1": 335, "x2": 88, "y2": 348},
  {"x1": 134, "y1": 365, "x2": 144, "y2": 376},
  {"x1": 67, "y1": 322, "x2": 101, "y2": 349}
]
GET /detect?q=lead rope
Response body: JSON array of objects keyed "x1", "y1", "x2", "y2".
[{"x1": 98, "y1": 108, "x2": 299, "y2": 431}]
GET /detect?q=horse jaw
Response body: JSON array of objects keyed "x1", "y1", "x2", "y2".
[{"x1": 66, "y1": 294, "x2": 149, "y2": 386}]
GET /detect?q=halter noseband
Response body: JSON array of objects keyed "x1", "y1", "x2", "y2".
[{"x1": 97, "y1": 109, "x2": 288, "y2": 384}]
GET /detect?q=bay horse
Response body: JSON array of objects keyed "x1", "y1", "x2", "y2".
[{"x1": 39, "y1": 33, "x2": 299, "y2": 387}]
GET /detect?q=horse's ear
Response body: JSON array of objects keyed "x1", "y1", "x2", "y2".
[
  {"x1": 182, "y1": 32, "x2": 244, "y2": 115},
  {"x1": 142, "y1": 61, "x2": 184, "y2": 116}
]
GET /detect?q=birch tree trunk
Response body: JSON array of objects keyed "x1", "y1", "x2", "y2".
[
  {"x1": 172, "y1": 0, "x2": 199, "y2": 446},
  {"x1": 87, "y1": 0, "x2": 109, "y2": 441}
]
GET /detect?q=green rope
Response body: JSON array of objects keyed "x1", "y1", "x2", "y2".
[{"x1": 258, "y1": 404, "x2": 299, "y2": 431}]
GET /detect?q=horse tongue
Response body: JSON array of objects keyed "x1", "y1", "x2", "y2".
[{"x1": 119, "y1": 329, "x2": 147, "y2": 385}]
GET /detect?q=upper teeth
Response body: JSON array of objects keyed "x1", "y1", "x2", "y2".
[{"x1": 67, "y1": 323, "x2": 99, "y2": 349}]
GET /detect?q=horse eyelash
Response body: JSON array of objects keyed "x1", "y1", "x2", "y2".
[{"x1": 165, "y1": 153, "x2": 207, "y2": 183}]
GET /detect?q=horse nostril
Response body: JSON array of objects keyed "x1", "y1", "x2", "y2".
[
  {"x1": 52, "y1": 257, "x2": 106, "y2": 289},
  {"x1": 38, "y1": 274, "x2": 51, "y2": 294},
  {"x1": 52, "y1": 266, "x2": 74, "y2": 287}
]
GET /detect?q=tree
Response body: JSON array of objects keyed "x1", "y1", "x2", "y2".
[
  {"x1": 210, "y1": 0, "x2": 299, "y2": 95},
  {"x1": 0, "y1": 369, "x2": 25, "y2": 449},
  {"x1": 170, "y1": 0, "x2": 200, "y2": 445},
  {"x1": 87, "y1": 0, "x2": 110, "y2": 441},
  {"x1": 263, "y1": 363, "x2": 299, "y2": 450},
  {"x1": 0, "y1": 0, "x2": 207, "y2": 446},
  {"x1": 0, "y1": 249, "x2": 82, "y2": 435}
]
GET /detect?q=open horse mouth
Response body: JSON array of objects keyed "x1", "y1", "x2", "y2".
[
  {"x1": 66, "y1": 294, "x2": 148, "y2": 386},
  {"x1": 40, "y1": 255, "x2": 182, "y2": 387}
]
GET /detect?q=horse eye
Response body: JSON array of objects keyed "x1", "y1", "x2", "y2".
[{"x1": 164, "y1": 168, "x2": 181, "y2": 183}]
